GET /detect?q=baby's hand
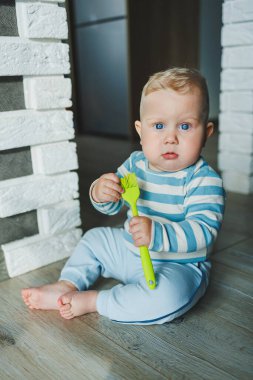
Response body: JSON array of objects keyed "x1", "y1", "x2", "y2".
[
  {"x1": 129, "y1": 216, "x2": 152, "y2": 247},
  {"x1": 92, "y1": 173, "x2": 123, "y2": 203}
]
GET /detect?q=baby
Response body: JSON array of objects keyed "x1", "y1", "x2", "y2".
[{"x1": 22, "y1": 67, "x2": 225, "y2": 325}]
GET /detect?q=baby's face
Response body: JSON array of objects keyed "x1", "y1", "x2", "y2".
[{"x1": 135, "y1": 88, "x2": 213, "y2": 172}]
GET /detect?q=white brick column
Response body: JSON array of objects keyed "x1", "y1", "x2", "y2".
[
  {"x1": 219, "y1": 0, "x2": 253, "y2": 194},
  {"x1": 0, "y1": 0, "x2": 82, "y2": 279}
]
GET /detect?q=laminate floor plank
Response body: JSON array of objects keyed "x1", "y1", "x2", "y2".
[
  {"x1": 141, "y1": 310, "x2": 253, "y2": 380},
  {"x1": 211, "y1": 261, "x2": 252, "y2": 297},
  {"x1": 200, "y1": 282, "x2": 252, "y2": 332},
  {"x1": 83, "y1": 313, "x2": 235, "y2": 380}
]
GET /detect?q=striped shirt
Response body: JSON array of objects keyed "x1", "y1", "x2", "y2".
[{"x1": 91, "y1": 151, "x2": 225, "y2": 263}]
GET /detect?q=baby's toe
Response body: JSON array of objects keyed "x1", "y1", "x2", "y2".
[
  {"x1": 58, "y1": 292, "x2": 74, "y2": 306},
  {"x1": 60, "y1": 303, "x2": 71, "y2": 312},
  {"x1": 60, "y1": 310, "x2": 74, "y2": 319}
]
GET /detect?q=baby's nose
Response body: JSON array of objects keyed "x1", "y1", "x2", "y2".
[{"x1": 164, "y1": 130, "x2": 178, "y2": 144}]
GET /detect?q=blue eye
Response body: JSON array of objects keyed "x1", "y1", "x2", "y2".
[
  {"x1": 154, "y1": 123, "x2": 165, "y2": 130},
  {"x1": 179, "y1": 123, "x2": 190, "y2": 131}
]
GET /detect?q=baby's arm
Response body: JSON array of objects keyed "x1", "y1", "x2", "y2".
[{"x1": 149, "y1": 169, "x2": 225, "y2": 257}]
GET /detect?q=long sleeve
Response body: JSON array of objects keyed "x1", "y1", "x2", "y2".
[{"x1": 148, "y1": 164, "x2": 225, "y2": 259}]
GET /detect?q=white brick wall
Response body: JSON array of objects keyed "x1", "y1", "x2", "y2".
[
  {"x1": 222, "y1": 22, "x2": 253, "y2": 46},
  {"x1": 31, "y1": 141, "x2": 78, "y2": 175},
  {"x1": 23, "y1": 76, "x2": 72, "y2": 109},
  {"x1": 16, "y1": 1, "x2": 68, "y2": 39},
  {"x1": 221, "y1": 69, "x2": 253, "y2": 91},
  {"x1": 0, "y1": 110, "x2": 74, "y2": 150},
  {"x1": 37, "y1": 200, "x2": 81, "y2": 236},
  {"x1": 222, "y1": 46, "x2": 253, "y2": 68},
  {"x1": 220, "y1": 91, "x2": 253, "y2": 113},
  {"x1": 223, "y1": 0, "x2": 253, "y2": 23},
  {"x1": 219, "y1": 133, "x2": 253, "y2": 154},
  {"x1": 219, "y1": 0, "x2": 253, "y2": 194},
  {"x1": 3, "y1": 228, "x2": 82, "y2": 278},
  {"x1": 218, "y1": 152, "x2": 253, "y2": 174},
  {"x1": 0, "y1": 0, "x2": 82, "y2": 278},
  {"x1": 0, "y1": 38, "x2": 70, "y2": 76},
  {"x1": 0, "y1": 172, "x2": 79, "y2": 218},
  {"x1": 219, "y1": 112, "x2": 253, "y2": 133}
]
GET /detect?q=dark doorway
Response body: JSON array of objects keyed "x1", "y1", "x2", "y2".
[{"x1": 69, "y1": 0, "x2": 216, "y2": 139}]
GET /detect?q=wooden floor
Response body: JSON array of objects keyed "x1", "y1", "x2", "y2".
[{"x1": 1, "y1": 133, "x2": 253, "y2": 379}]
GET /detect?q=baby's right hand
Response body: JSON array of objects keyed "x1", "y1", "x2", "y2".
[{"x1": 92, "y1": 173, "x2": 123, "y2": 203}]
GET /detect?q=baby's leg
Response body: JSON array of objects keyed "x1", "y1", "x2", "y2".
[
  {"x1": 59, "y1": 227, "x2": 133, "y2": 289},
  {"x1": 96, "y1": 262, "x2": 210, "y2": 325},
  {"x1": 21, "y1": 228, "x2": 102, "y2": 311},
  {"x1": 21, "y1": 281, "x2": 77, "y2": 310},
  {"x1": 22, "y1": 227, "x2": 128, "y2": 312},
  {"x1": 57, "y1": 227, "x2": 136, "y2": 319}
]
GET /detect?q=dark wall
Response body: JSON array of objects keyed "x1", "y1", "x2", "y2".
[
  {"x1": 0, "y1": 0, "x2": 19, "y2": 36},
  {"x1": 200, "y1": 0, "x2": 222, "y2": 120},
  {"x1": 128, "y1": 0, "x2": 200, "y2": 134}
]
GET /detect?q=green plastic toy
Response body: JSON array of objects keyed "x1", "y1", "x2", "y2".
[{"x1": 120, "y1": 173, "x2": 156, "y2": 290}]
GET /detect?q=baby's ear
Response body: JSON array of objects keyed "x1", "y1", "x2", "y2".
[
  {"x1": 135, "y1": 120, "x2": 142, "y2": 139},
  {"x1": 206, "y1": 122, "x2": 214, "y2": 138}
]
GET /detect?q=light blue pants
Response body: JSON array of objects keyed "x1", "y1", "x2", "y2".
[{"x1": 59, "y1": 227, "x2": 211, "y2": 325}]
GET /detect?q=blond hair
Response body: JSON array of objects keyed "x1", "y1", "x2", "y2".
[{"x1": 140, "y1": 67, "x2": 209, "y2": 124}]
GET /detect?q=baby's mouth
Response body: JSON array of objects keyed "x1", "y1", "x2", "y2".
[{"x1": 162, "y1": 152, "x2": 179, "y2": 160}]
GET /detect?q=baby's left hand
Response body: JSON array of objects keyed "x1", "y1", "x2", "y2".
[{"x1": 129, "y1": 216, "x2": 152, "y2": 247}]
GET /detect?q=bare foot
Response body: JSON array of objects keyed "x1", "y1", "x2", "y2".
[
  {"x1": 58, "y1": 290, "x2": 98, "y2": 319},
  {"x1": 21, "y1": 281, "x2": 77, "y2": 310}
]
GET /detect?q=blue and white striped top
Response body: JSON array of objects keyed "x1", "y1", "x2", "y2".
[{"x1": 91, "y1": 151, "x2": 225, "y2": 263}]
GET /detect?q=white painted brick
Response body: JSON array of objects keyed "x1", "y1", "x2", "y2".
[
  {"x1": 222, "y1": 46, "x2": 253, "y2": 68},
  {"x1": 37, "y1": 200, "x2": 81, "y2": 235},
  {"x1": 0, "y1": 110, "x2": 74, "y2": 151},
  {"x1": 2, "y1": 228, "x2": 82, "y2": 278},
  {"x1": 0, "y1": 37, "x2": 69, "y2": 76},
  {"x1": 31, "y1": 141, "x2": 78, "y2": 174},
  {"x1": 219, "y1": 112, "x2": 253, "y2": 134},
  {"x1": 223, "y1": 0, "x2": 253, "y2": 24},
  {"x1": 220, "y1": 1, "x2": 253, "y2": 195},
  {"x1": 223, "y1": 1, "x2": 233, "y2": 23},
  {"x1": 23, "y1": 75, "x2": 72, "y2": 109},
  {"x1": 221, "y1": 69, "x2": 253, "y2": 91},
  {"x1": 222, "y1": 171, "x2": 253, "y2": 194},
  {"x1": 16, "y1": 1, "x2": 68, "y2": 39},
  {"x1": 218, "y1": 152, "x2": 253, "y2": 174},
  {"x1": 219, "y1": 133, "x2": 253, "y2": 154},
  {"x1": 0, "y1": 172, "x2": 79, "y2": 218},
  {"x1": 220, "y1": 91, "x2": 253, "y2": 112},
  {"x1": 222, "y1": 22, "x2": 253, "y2": 46}
]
